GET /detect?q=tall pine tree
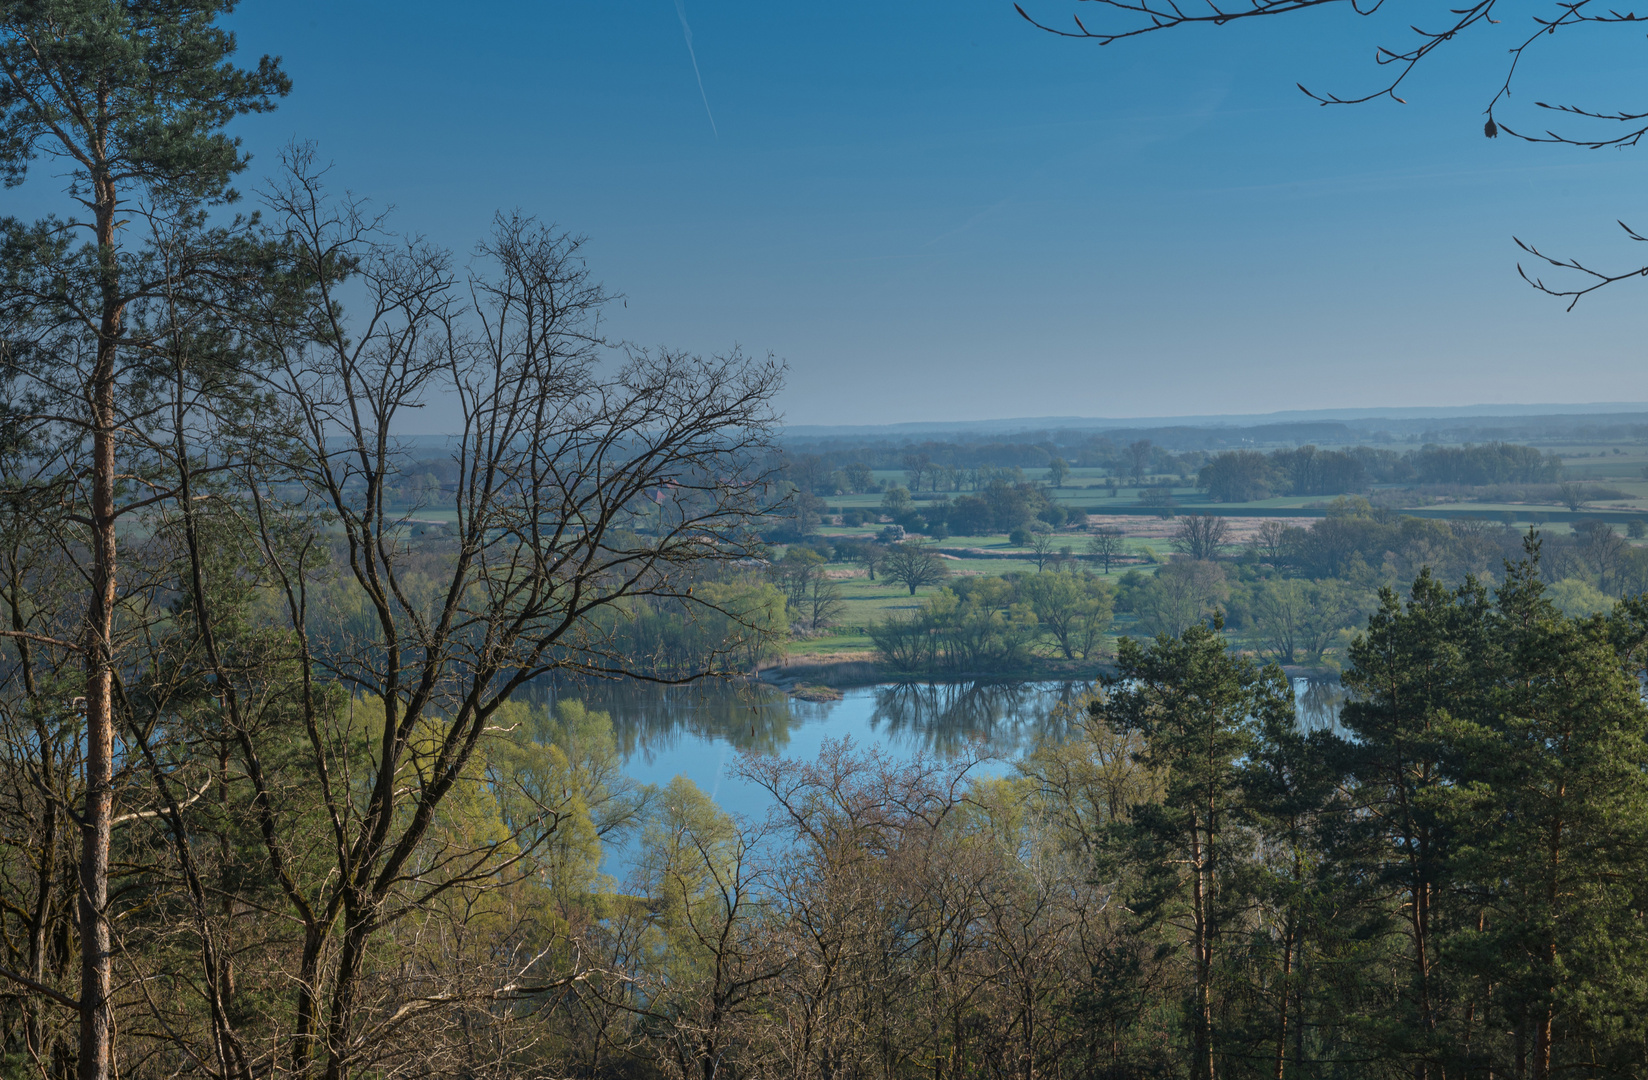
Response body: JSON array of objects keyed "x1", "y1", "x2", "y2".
[{"x1": 0, "y1": 6, "x2": 286, "y2": 1078}]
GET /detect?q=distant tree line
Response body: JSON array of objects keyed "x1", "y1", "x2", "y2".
[
  {"x1": 778, "y1": 435, "x2": 1203, "y2": 497},
  {"x1": 1199, "y1": 442, "x2": 1563, "y2": 502}
]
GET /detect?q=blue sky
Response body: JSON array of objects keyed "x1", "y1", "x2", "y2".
[{"x1": 49, "y1": 1, "x2": 1648, "y2": 425}]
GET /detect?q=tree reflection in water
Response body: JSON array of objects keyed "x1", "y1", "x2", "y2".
[
  {"x1": 867, "y1": 681, "x2": 1091, "y2": 757},
  {"x1": 522, "y1": 676, "x2": 1095, "y2": 762},
  {"x1": 522, "y1": 676, "x2": 1341, "y2": 765},
  {"x1": 1294, "y1": 677, "x2": 1345, "y2": 733},
  {"x1": 522, "y1": 676, "x2": 818, "y2": 760}
]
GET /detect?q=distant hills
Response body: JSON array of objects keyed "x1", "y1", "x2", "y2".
[{"x1": 784, "y1": 403, "x2": 1648, "y2": 440}]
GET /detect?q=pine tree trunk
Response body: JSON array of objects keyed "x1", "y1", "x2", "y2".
[
  {"x1": 1275, "y1": 921, "x2": 1294, "y2": 1080},
  {"x1": 1191, "y1": 811, "x2": 1213, "y2": 1080},
  {"x1": 78, "y1": 391, "x2": 115, "y2": 1080},
  {"x1": 79, "y1": 181, "x2": 122, "y2": 1080}
]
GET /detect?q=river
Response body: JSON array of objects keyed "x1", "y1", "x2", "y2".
[{"x1": 525, "y1": 675, "x2": 1346, "y2": 824}]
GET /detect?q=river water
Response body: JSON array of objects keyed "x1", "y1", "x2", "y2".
[{"x1": 527, "y1": 676, "x2": 1345, "y2": 823}]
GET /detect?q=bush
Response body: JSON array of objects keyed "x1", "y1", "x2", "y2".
[
  {"x1": 1008, "y1": 527, "x2": 1032, "y2": 546},
  {"x1": 842, "y1": 508, "x2": 870, "y2": 528}
]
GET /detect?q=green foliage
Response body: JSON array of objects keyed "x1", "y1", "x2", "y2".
[
  {"x1": 0, "y1": 0, "x2": 290, "y2": 194},
  {"x1": 1097, "y1": 623, "x2": 1296, "y2": 1080},
  {"x1": 1018, "y1": 568, "x2": 1114, "y2": 660},
  {"x1": 1445, "y1": 562, "x2": 1648, "y2": 1075},
  {"x1": 1241, "y1": 577, "x2": 1370, "y2": 665},
  {"x1": 1546, "y1": 575, "x2": 1613, "y2": 617},
  {"x1": 587, "y1": 579, "x2": 789, "y2": 674},
  {"x1": 1129, "y1": 558, "x2": 1227, "y2": 638},
  {"x1": 870, "y1": 577, "x2": 1037, "y2": 673},
  {"x1": 870, "y1": 570, "x2": 1114, "y2": 673},
  {"x1": 489, "y1": 699, "x2": 647, "y2": 909},
  {"x1": 635, "y1": 775, "x2": 742, "y2": 970},
  {"x1": 1410, "y1": 441, "x2": 1562, "y2": 485},
  {"x1": 1199, "y1": 449, "x2": 1279, "y2": 502}
]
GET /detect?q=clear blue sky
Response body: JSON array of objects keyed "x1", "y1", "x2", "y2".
[{"x1": 72, "y1": 2, "x2": 1648, "y2": 425}]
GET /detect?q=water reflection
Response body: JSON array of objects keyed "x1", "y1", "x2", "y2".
[
  {"x1": 866, "y1": 681, "x2": 1091, "y2": 757},
  {"x1": 527, "y1": 675, "x2": 1095, "y2": 764},
  {"x1": 1293, "y1": 677, "x2": 1346, "y2": 734},
  {"x1": 524, "y1": 677, "x2": 815, "y2": 762},
  {"x1": 526, "y1": 675, "x2": 1346, "y2": 768},
  {"x1": 523, "y1": 675, "x2": 1345, "y2": 834}
]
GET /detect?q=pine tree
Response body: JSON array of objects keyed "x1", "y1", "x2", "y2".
[
  {"x1": 1446, "y1": 549, "x2": 1648, "y2": 1078},
  {"x1": 0, "y1": 6, "x2": 287, "y2": 1077},
  {"x1": 1338, "y1": 569, "x2": 1494, "y2": 1077},
  {"x1": 1097, "y1": 618, "x2": 1293, "y2": 1080}
]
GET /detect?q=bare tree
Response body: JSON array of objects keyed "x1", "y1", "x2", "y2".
[
  {"x1": 805, "y1": 574, "x2": 846, "y2": 631},
  {"x1": 1136, "y1": 560, "x2": 1229, "y2": 638},
  {"x1": 882, "y1": 541, "x2": 951, "y2": 596},
  {"x1": 1128, "y1": 440, "x2": 1152, "y2": 483},
  {"x1": 903, "y1": 453, "x2": 932, "y2": 493},
  {"x1": 1140, "y1": 487, "x2": 1176, "y2": 519},
  {"x1": 0, "y1": 463, "x2": 89, "y2": 1074},
  {"x1": 1029, "y1": 531, "x2": 1058, "y2": 571},
  {"x1": 1255, "y1": 519, "x2": 1292, "y2": 566},
  {"x1": 162, "y1": 162, "x2": 788, "y2": 1080},
  {"x1": 1088, "y1": 527, "x2": 1127, "y2": 573},
  {"x1": 624, "y1": 788, "x2": 786, "y2": 1080},
  {"x1": 1576, "y1": 520, "x2": 1629, "y2": 594},
  {"x1": 787, "y1": 453, "x2": 829, "y2": 495},
  {"x1": 847, "y1": 540, "x2": 886, "y2": 581},
  {"x1": 1172, "y1": 514, "x2": 1230, "y2": 562}
]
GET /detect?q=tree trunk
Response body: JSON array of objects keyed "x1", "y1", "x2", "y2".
[
  {"x1": 1533, "y1": 811, "x2": 1563, "y2": 1080},
  {"x1": 293, "y1": 924, "x2": 326, "y2": 1076},
  {"x1": 1190, "y1": 811, "x2": 1213, "y2": 1080},
  {"x1": 322, "y1": 905, "x2": 373, "y2": 1080},
  {"x1": 1275, "y1": 921, "x2": 1294, "y2": 1080},
  {"x1": 79, "y1": 184, "x2": 121, "y2": 1080}
]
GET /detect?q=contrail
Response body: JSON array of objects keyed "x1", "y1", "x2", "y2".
[{"x1": 674, "y1": 0, "x2": 718, "y2": 137}]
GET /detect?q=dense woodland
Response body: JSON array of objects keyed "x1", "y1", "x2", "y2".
[{"x1": 12, "y1": 534, "x2": 1648, "y2": 1080}]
